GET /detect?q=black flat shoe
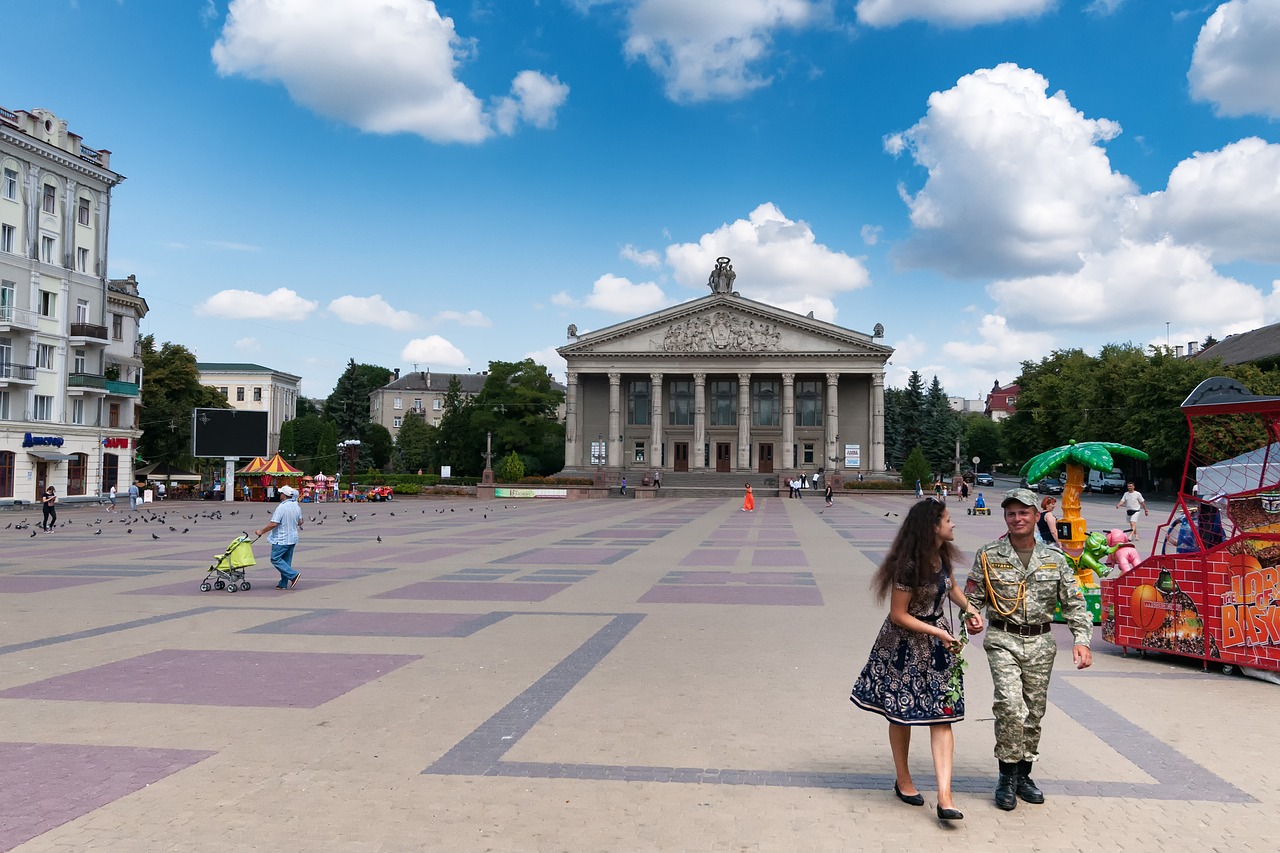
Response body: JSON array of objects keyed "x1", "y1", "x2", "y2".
[
  {"x1": 937, "y1": 805, "x2": 964, "y2": 821},
  {"x1": 894, "y1": 782, "x2": 924, "y2": 806}
]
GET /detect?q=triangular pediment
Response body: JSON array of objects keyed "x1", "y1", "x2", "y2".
[{"x1": 558, "y1": 295, "x2": 892, "y2": 358}]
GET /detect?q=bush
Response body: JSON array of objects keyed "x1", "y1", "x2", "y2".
[
  {"x1": 517, "y1": 476, "x2": 594, "y2": 486},
  {"x1": 392, "y1": 483, "x2": 422, "y2": 495},
  {"x1": 843, "y1": 480, "x2": 913, "y2": 490},
  {"x1": 497, "y1": 451, "x2": 525, "y2": 483},
  {"x1": 900, "y1": 446, "x2": 932, "y2": 489}
]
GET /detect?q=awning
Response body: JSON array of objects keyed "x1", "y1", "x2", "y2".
[{"x1": 28, "y1": 450, "x2": 74, "y2": 461}]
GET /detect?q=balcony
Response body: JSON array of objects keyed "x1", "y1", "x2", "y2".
[
  {"x1": 105, "y1": 378, "x2": 140, "y2": 397},
  {"x1": 0, "y1": 305, "x2": 39, "y2": 333},
  {"x1": 0, "y1": 362, "x2": 36, "y2": 384},
  {"x1": 68, "y1": 322, "x2": 110, "y2": 344},
  {"x1": 68, "y1": 371, "x2": 108, "y2": 393}
]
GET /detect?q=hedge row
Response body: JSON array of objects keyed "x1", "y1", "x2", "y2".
[{"x1": 841, "y1": 480, "x2": 913, "y2": 491}]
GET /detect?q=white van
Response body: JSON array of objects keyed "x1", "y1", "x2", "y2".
[{"x1": 1087, "y1": 468, "x2": 1127, "y2": 494}]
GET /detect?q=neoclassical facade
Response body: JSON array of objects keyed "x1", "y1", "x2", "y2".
[{"x1": 558, "y1": 260, "x2": 892, "y2": 479}]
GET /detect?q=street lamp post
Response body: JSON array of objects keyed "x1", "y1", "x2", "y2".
[{"x1": 338, "y1": 439, "x2": 361, "y2": 490}]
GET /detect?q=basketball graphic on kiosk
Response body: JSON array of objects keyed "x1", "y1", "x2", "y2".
[
  {"x1": 1228, "y1": 553, "x2": 1261, "y2": 578},
  {"x1": 1131, "y1": 584, "x2": 1163, "y2": 631}
]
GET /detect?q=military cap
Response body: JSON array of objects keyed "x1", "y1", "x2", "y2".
[{"x1": 1001, "y1": 487, "x2": 1039, "y2": 508}]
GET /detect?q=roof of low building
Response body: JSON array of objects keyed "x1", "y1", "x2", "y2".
[
  {"x1": 1192, "y1": 323, "x2": 1280, "y2": 366},
  {"x1": 196, "y1": 362, "x2": 302, "y2": 381},
  {"x1": 377, "y1": 371, "x2": 488, "y2": 394}
]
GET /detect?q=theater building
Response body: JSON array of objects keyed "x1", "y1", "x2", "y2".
[{"x1": 557, "y1": 259, "x2": 892, "y2": 481}]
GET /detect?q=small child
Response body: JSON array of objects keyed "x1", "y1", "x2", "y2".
[{"x1": 974, "y1": 493, "x2": 986, "y2": 509}]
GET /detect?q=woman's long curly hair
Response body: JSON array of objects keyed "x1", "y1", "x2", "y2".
[{"x1": 870, "y1": 499, "x2": 960, "y2": 603}]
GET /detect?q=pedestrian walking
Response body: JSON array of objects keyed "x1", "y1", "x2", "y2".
[
  {"x1": 964, "y1": 488, "x2": 1092, "y2": 811},
  {"x1": 824, "y1": 482, "x2": 834, "y2": 507},
  {"x1": 128, "y1": 481, "x2": 139, "y2": 512},
  {"x1": 850, "y1": 500, "x2": 982, "y2": 821},
  {"x1": 1115, "y1": 482, "x2": 1148, "y2": 541},
  {"x1": 108, "y1": 485, "x2": 117, "y2": 512},
  {"x1": 255, "y1": 485, "x2": 303, "y2": 589},
  {"x1": 653, "y1": 469, "x2": 661, "y2": 489},
  {"x1": 40, "y1": 487, "x2": 58, "y2": 531},
  {"x1": 742, "y1": 483, "x2": 754, "y2": 512},
  {"x1": 620, "y1": 477, "x2": 627, "y2": 496}
]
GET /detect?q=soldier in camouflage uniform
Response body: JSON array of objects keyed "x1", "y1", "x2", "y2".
[{"x1": 964, "y1": 488, "x2": 1093, "y2": 810}]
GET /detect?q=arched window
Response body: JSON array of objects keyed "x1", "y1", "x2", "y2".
[
  {"x1": 0, "y1": 451, "x2": 14, "y2": 498},
  {"x1": 67, "y1": 452, "x2": 88, "y2": 496}
]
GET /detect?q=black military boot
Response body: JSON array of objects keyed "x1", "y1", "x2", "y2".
[
  {"x1": 1016, "y1": 759, "x2": 1045, "y2": 804},
  {"x1": 995, "y1": 761, "x2": 1018, "y2": 811}
]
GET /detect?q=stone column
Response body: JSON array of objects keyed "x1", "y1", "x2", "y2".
[
  {"x1": 565, "y1": 370, "x2": 580, "y2": 467},
  {"x1": 650, "y1": 372, "x2": 663, "y2": 470},
  {"x1": 782, "y1": 373, "x2": 795, "y2": 470},
  {"x1": 737, "y1": 372, "x2": 751, "y2": 470},
  {"x1": 826, "y1": 372, "x2": 840, "y2": 475},
  {"x1": 693, "y1": 372, "x2": 706, "y2": 469},
  {"x1": 872, "y1": 371, "x2": 886, "y2": 472},
  {"x1": 607, "y1": 372, "x2": 621, "y2": 468}
]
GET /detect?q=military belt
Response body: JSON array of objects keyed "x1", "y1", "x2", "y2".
[{"x1": 988, "y1": 617, "x2": 1051, "y2": 637}]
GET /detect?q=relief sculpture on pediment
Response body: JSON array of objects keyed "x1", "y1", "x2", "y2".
[{"x1": 660, "y1": 311, "x2": 783, "y2": 353}]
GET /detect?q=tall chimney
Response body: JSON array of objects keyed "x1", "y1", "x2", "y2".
[
  {"x1": 1175, "y1": 345, "x2": 1184, "y2": 357},
  {"x1": 1187, "y1": 341, "x2": 1197, "y2": 355},
  {"x1": 393, "y1": 368, "x2": 400, "y2": 380}
]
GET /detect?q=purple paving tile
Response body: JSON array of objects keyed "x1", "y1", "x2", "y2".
[
  {"x1": 374, "y1": 581, "x2": 569, "y2": 602},
  {"x1": 366, "y1": 545, "x2": 471, "y2": 563},
  {"x1": 0, "y1": 742, "x2": 214, "y2": 851},
  {"x1": 247, "y1": 611, "x2": 506, "y2": 637},
  {"x1": 492, "y1": 547, "x2": 634, "y2": 565},
  {"x1": 660, "y1": 571, "x2": 812, "y2": 585},
  {"x1": 0, "y1": 649, "x2": 419, "y2": 708},
  {"x1": 751, "y1": 550, "x2": 808, "y2": 567},
  {"x1": 639, "y1": 585, "x2": 823, "y2": 605},
  {"x1": 679, "y1": 549, "x2": 740, "y2": 566},
  {"x1": 0, "y1": 576, "x2": 110, "y2": 593},
  {"x1": 124, "y1": 579, "x2": 339, "y2": 596}
]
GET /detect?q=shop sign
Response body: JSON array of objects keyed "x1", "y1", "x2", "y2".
[
  {"x1": 102, "y1": 437, "x2": 131, "y2": 449},
  {"x1": 494, "y1": 488, "x2": 568, "y2": 499},
  {"x1": 22, "y1": 433, "x2": 64, "y2": 447}
]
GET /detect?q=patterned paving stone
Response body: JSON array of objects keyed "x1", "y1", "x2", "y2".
[
  {"x1": 373, "y1": 581, "x2": 570, "y2": 602},
  {"x1": 0, "y1": 576, "x2": 111, "y2": 593},
  {"x1": 244, "y1": 610, "x2": 509, "y2": 637},
  {"x1": 492, "y1": 547, "x2": 635, "y2": 565}
]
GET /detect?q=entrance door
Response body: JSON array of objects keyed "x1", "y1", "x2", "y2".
[
  {"x1": 715, "y1": 442, "x2": 732, "y2": 473},
  {"x1": 673, "y1": 442, "x2": 689, "y2": 472},
  {"x1": 35, "y1": 460, "x2": 48, "y2": 502},
  {"x1": 758, "y1": 443, "x2": 774, "y2": 474}
]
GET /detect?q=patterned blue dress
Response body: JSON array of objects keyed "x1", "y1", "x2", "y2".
[{"x1": 849, "y1": 568, "x2": 964, "y2": 726}]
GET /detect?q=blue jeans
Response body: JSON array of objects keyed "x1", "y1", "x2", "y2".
[{"x1": 270, "y1": 542, "x2": 299, "y2": 586}]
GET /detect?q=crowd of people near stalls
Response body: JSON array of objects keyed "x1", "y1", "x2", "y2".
[{"x1": 197, "y1": 481, "x2": 393, "y2": 502}]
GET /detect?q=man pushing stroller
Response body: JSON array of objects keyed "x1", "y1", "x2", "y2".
[{"x1": 255, "y1": 485, "x2": 303, "y2": 589}]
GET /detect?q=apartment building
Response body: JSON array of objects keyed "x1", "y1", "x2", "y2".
[
  {"x1": 196, "y1": 363, "x2": 300, "y2": 454},
  {"x1": 368, "y1": 368, "x2": 486, "y2": 439},
  {"x1": 1, "y1": 105, "x2": 145, "y2": 502}
]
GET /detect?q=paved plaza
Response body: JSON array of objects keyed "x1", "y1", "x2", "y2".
[{"x1": 1, "y1": 491, "x2": 1276, "y2": 851}]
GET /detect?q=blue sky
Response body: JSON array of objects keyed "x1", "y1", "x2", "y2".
[{"x1": 8, "y1": 0, "x2": 1280, "y2": 400}]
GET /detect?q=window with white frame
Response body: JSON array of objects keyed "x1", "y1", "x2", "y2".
[
  {"x1": 76, "y1": 300, "x2": 89, "y2": 323},
  {"x1": 0, "y1": 390, "x2": 9, "y2": 420},
  {"x1": 432, "y1": 398, "x2": 442, "y2": 410},
  {"x1": 2, "y1": 168, "x2": 16, "y2": 201},
  {"x1": 73, "y1": 350, "x2": 86, "y2": 373},
  {"x1": 393, "y1": 397, "x2": 402, "y2": 409},
  {"x1": 39, "y1": 290, "x2": 55, "y2": 317},
  {"x1": 0, "y1": 224, "x2": 13, "y2": 253},
  {"x1": 112, "y1": 313, "x2": 123, "y2": 340},
  {"x1": 413, "y1": 398, "x2": 422, "y2": 410},
  {"x1": 236, "y1": 387, "x2": 245, "y2": 402},
  {"x1": 393, "y1": 416, "x2": 402, "y2": 428},
  {"x1": 71, "y1": 398, "x2": 85, "y2": 425},
  {"x1": 77, "y1": 247, "x2": 89, "y2": 272},
  {"x1": 34, "y1": 395, "x2": 53, "y2": 421},
  {"x1": 41, "y1": 184, "x2": 56, "y2": 214},
  {"x1": 219, "y1": 386, "x2": 228, "y2": 398},
  {"x1": 40, "y1": 235, "x2": 54, "y2": 263},
  {"x1": 253, "y1": 387, "x2": 262, "y2": 402},
  {"x1": 36, "y1": 343, "x2": 54, "y2": 369},
  {"x1": 0, "y1": 282, "x2": 12, "y2": 322},
  {"x1": 77, "y1": 197, "x2": 90, "y2": 226}
]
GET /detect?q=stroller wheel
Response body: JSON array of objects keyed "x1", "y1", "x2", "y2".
[
  {"x1": 199, "y1": 582, "x2": 212, "y2": 592},
  {"x1": 226, "y1": 583, "x2": 238, "y2": 593},
  {"x1": 214, "y1": 580, "x2": 226, "y2": 590},
  {"x1": 240, "y1": 581, "x2": 251, "y2": 591}
]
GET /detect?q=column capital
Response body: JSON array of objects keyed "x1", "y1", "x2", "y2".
[
  {"x1": 826, "y1": 372, "x2": 840, "y2": 386},
  {"x1": 737, "y1": 371, "x2": 751, "y2": 384},
  {"x1": 566, "y1": 370, "x2": 578, "y2": 383},
  {"x1": 693, "y1": 372, "x2": 706, "y2": 384},
  {"x1": 781, "y1": 373, "x2": 795, "y2": 384},
  {"x1": 649, "y1": 372, "x2": 663, "y2": 383},
  {"x1": 608, "y1": 372, "x2": 621, "y2": 385},
  {"x1": 872, "y1": 372, "x2": 885, "y2": 386}
]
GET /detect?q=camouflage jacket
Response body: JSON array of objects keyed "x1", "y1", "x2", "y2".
[{"x1": 965, "y1": 537, "x2": 1092, "y2": 647}]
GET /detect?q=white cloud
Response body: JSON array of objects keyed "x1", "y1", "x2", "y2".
[
  {"x1": 551, "y1": 291, "x2": 577, "y2": 307},
  {"x1": 887, "y1": 64, "x2": 1133, "y2": 279},
  {"x1": 664, "y1": 202, "x2": 870, "y2": 320},
  {"x1": 860, "y1": 224, "x2": 882, "y2": 246},
  {"x1": 939, "y1": 314, "x2": 1056, "y2": 372},
  {"x1": 615, "y1": 0, "x2": 825, "y2": 102},
  {"x1": 400, "y1": 335, "x2": 468, "y2": 366},
  {"x1": 583, "y1": 274, "x2": 669, "y2": 314},
  {"x1": 432, "y1": 309, "x2": 492, "y2": 327},
  {"x1": 988, "y1": 239, "x2": 1267, "y2": 334},
  {"x1": 212, "y1": 0, "x2": 566, "y2": 143},
  {"x1": 234, "y1": 336, "x2": 262, "y2": 354},
  {"x1": 208, "y1": 240, "x2": 261, "y2": 252},
  {"x1": 525, "y1": 346, "x2": 567, "y2": 383},
  {"x1": 197, "y1": 287, "x2": 317, "y2": 321},
  {"x1": 856, "y1": 0, "x2": 1052, "y2": 27},
  {"x1": 1129, "y1": 137, "x2": 1280, "y2": 263},
  {"x1": 492, "y1": 70, "x2": 570, "y2": 134},
  {"x1": 1084, "y1": 0, "x2": 1126, "y2": 14},
  {"x1": 1189, "y1": 0, "x2": 1280, "y2": 119},
  {"x1": 327, "y1": 295, "x2": 419, "y2": 330},
  {"x1": 621, "y1": 243, "x2": 662, "y2": 267}
]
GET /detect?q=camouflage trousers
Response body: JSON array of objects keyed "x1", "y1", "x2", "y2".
[{"x1": 983, "y1": 630, "x2": 1057, "y2": 763}]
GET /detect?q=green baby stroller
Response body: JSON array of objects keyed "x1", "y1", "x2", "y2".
[{"x1": 200, "y1": 532, "x2": 259, "y2": 593}]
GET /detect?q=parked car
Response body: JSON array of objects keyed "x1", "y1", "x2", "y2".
[
  {"x1": 976, "y1": 473, "x2": 994, "y2": 487},
  {"x1": 1087, "y1": 467, "x2": 1127, "y2": 493},
  {"x1": 1035, "y1": 478, "x2": 1063, "y2": 495}
]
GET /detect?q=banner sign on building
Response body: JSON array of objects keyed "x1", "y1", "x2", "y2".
[
  {"x1": 494, "y1": 488, "x2": 568, "y2": 499},
  {"x1": 844, "y1": 444, "x2": 861, "y2": 468}
]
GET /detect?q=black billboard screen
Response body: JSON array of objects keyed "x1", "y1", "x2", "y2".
[{"x1": 191, "y1": 409, "x2": 269, "y2": 458}]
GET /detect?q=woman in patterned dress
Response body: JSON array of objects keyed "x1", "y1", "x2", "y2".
[{"x1": 850, "y1": 500, "x2": 983, "y2": 820}]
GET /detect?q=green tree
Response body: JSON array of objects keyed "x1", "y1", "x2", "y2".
[
  {"x1": 884, "y1": 371, "x2": 927, "y2": 470},
  {"x1": 296, "y1": 396, "x2": 320, "y2": 419},
  {"x1": 435, "y1": 376, "x2": 478, "y2": 475},
  {"x1": 900, "y1": 446, "x2": 932, "y2": 489},
  {"x1": 323, "y1": 360, "x2": 393, "y2": 439},
  {"x1": 362, "y1": 422, "x2": 393, "y2": 470},
  {"x1": 497, "y1": 450, "x2": 525, "y2": 482},
  {"x1": 314, "y1": 421, "x2": 339, "y2": 477},
  {"x1": 469, "y1": 359, "x2": 566, "y2": 476},
  {"x1": 138, "y1": 335, "x2": 229, "y2": 465},
  {"x1": 963, "y1": 414, "x2": 1004, "y2": 473},
  {"x1": 922, "y1": 375, "x2": 963, "y2": 474},
  {"x1": 395, "y1": 411, "x2": 437, "y2": 473}
]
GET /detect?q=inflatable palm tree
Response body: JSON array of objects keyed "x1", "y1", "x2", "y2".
[{"x1": 1020, "y1": 440, "x2": 1149, "y2": 553}]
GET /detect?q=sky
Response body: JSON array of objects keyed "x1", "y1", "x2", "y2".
[{"x1": 7, "y1": 0, "x2": 1280, "y2": 401}]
